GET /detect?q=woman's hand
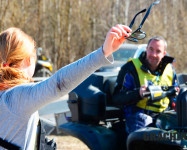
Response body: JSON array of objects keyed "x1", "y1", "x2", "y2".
[{"x1": 102, "y1": 24, "x2": 131, "y2": 57}]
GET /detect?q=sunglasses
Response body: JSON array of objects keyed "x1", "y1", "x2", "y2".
[{"x1": 126, "y1": 1, "x2": 160, "y2": 42}]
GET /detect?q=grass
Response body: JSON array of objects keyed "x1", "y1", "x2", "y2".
[{"x1": 48, "y1": 135, "x2": 90, "y2": 150}]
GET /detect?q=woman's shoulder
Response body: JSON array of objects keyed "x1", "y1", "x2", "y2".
[{"x1": 1, "y1": 83, "x2": 36, "y2": 99}]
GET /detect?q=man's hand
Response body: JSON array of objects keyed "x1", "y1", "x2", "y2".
[
  {"x1": 139, "y1": 85, "x2": 148, "y2": 98},
  {"x1": 102, "y1": 24, "x2": 131, "y2": 57}
]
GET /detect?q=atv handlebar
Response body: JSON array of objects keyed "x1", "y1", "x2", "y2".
[
  {"x1": 142, "y1": 85, "x2": 179, "y2": 101},
  {"x1": 142, "y1": 92, "x2": 151, "y2": 97}
]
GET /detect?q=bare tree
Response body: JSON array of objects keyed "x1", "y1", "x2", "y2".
[
  {"x1": 0, "y1": 0, "x2": 186, "y2": 72},
  {"x1": 0, "y1": 0, "x2": 10, "y2": 30},
  {"x1": 124, "y1": 0, "x2": 130, "y2": 25}
]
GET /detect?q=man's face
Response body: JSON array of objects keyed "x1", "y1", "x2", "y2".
[{"x1": 146, "y1": 39, "x2": 166, "y2": 70}]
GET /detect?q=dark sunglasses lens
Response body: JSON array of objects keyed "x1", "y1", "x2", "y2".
[
  {"x1": 126, "y1": 37, "x2": 138, "y2": 42},
  {"x1": 131, "y1": 30, "x2": 146, "y2": 40}
]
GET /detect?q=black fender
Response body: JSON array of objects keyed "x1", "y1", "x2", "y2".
[
  {"x1": 127, "y1": 127, "x2": 186, "y2": 150},
  {"x1": 156, "y1": 110, "x2": 177, "y2": 130},
  {"x1": 58, "y1": 122, "x2": 119, "y2": 150}
]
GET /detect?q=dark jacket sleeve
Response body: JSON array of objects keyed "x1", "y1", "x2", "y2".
[
  {"x1": 172, "y1": 65, "x2": 178, "y2": 87},
  {"x1": 169, "y1": 65, "x2": 178, "y2": 108},
  {"x1": 112, "y1": 61, "x2": 142, "y2": 106}
]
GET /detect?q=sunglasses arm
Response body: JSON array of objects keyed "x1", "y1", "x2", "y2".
[
  {"x1": 129, "y1": 9, "x2": 146, "y2": 28},
  {"x1": 139, "y1": 1, "x2": 160, "y2": 29}
]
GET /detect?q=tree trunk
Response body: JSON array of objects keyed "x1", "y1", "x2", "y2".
[
  {"x1": 0, "y1": 0, "x2": 9, "y2": 30},
  {"x1": 37, "y1": 0, "x2": 41, "y2": 46},
  {"x1": 125, "y1": 0, "x2": 130, "y2": 25},
  {"x1": 21, "y1": 0, "x2": 25, "y2": 30},
  {"x1": 67, "y1": 0, "x2": 72, "y2": 64},
  {"x1": 163, "y1": 0, "x2": 167, "y2": 37},
  {"x1": 42, "y1": 0, "x2": 46, "y2": 51}
]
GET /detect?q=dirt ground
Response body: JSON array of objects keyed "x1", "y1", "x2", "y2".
[{"x1": 48, "y1": 135, "x2": 90, "y2": 150}]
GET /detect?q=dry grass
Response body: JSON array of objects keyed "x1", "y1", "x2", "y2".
[{"x1": 48, "y1": 135, "x2": 90, "y2": 150}]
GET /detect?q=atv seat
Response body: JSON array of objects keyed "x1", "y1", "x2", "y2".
[
  {"x1": 68, "y1": 72, "x2": 123, "y2": 124},
  {"x1": 177, "y1": 73, "x2": 187, "y2": 86},
  {"x1": 103, "y1": 76, "x2": 124, "y2": 121}
]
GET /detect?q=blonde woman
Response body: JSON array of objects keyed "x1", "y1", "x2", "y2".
[{"x1": 0, "y1": 25, "x2": 131, "y2": 150}]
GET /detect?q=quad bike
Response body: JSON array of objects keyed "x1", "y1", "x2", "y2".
[
  {"x1": 58, "y1": 72, "x2": 187, "y2": 150},
  {"x1": 34, "y1": 47, "x2": 53, "y2": 77}
]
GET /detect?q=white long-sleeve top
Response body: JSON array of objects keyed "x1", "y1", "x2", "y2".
[{"x1": 0, "y1": 47, "x2": 113, "y2": 150}]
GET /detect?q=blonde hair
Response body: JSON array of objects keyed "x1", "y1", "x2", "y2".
[{"x1": 0, "y1": 27, "x2": 36, "y2": 90}]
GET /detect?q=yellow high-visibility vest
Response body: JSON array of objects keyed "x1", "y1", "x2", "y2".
[{"x1": 131, "y1": 58, "x2": 173, "y2": 112}]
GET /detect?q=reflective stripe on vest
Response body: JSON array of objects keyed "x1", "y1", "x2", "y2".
[{"x1": 131, "y1": 58, "x2": 173, "y2": 112}]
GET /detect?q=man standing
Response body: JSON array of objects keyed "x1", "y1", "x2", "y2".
[{"x1": 112, "y1": 36, "x2": 177, "y2": 134}]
